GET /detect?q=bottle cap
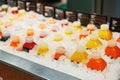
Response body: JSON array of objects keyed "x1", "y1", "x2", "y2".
[
  {"x1": 76, "y1": 45, "x2": 86, "y2": 53},
  {"x1": 73, "y1": 21, "x2": 81, "y2": 26},
  {"x1": 91, "y1": 50, "x2": 101, "y2": 59},
  {"x1": 107, "y1": 39, "x2": 116, "y2": 47},
  {"x1": 25, "y1": 36, "x2": 33, "y2": 43},
  {"x1": 56, "y1": 46, "x2": 66, "y2": 53},
  {"x1": 90, "y1": 34, "x2": 98, "y2": 40},
  {"x1": 2, "y1": 30, "x2": 10, "y2": 37},
  {"x1": 100, "y1": 24, "x2": 109, "y2": 30}
]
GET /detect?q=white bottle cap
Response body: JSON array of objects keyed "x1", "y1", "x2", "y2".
[
  {"x1": 107, "y1": 39, "x2": 116, "y2": 47},
  {"x1": 76, "y1": 45, "x2": 86, "y2": 53},
  {"x1": 100, "y1": 24, "x2": 109, "y2": 30},
  {"x1": 25, "y1": 36, "x2": 33, "y2": 43},
  {"x1": 73, "y1": 21, "x2": 81, "y2": 26}
]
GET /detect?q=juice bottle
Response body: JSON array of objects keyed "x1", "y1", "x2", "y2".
[
  {"x1": 11, "y1": 7, "x2": 19, "y2": 15},
  {"x1": 87, "y1": 23, "x2": 96, "y2": 34},
  {"x1": 39, "y1": 31, "x2": 47, "y2": 38},
  {"x1": 0, "y1": 29, "x2": 2, "y2": 37},
  {"x1": 117, "y1": 37, "x2": 120, "y2": 42},
  {"x1": 53, "y1": 46, "x2": 66, "y2": 60},
  {"x1": 18, "y1": 9, "x2": 26, "y2": 17},
  {"x1": 87, "y1": 51, "x2": 107, "y2": 71},
  {"x1": 79, "y1": 29, "x2": 88, "y2": 39},
  {"x1": 26, "y1": 28, "x2": 34, "y2": 36},
  {"x1": 86, "y1": 34, "x2": 102, "y2": 49},
  {"x1": 105, "y1": 39, "x2": 120, "y2": 59},
  {"x1": 65, "y1": 27, "x2": 73, "y2": 36},
  {"x1": 98, "y1": 24, "x2": 112, "y2": 40},
  {"x1": 10, "y1": 36, "x2": 20, "y2": 48},
  {"x1": 73, "y1": 21, "x2": 82, "y2": 30},
  {"x1": 70, "y1": 45, "x2": 88, "y2": 64},
  {"x1": 48, "y1": 19, "x2": 56, "y2": 24},
  {"x1": 61, "y1": 20, "x2": 69, "y2": 28},
  {"x1": 23, "y1": 37, "x2": 36, "y2": 52},
  {"x1": 1, "y1": 5, "x2": 8, "y2": 12},
  {"x1": 53, "y1": 34, "x2": 63, "y2": 42},
  {"x1": 37, "y1": 42, "x2": 49, "y2": 56},
  {"x1": 38, "y1": 24, "x2": 46, "y2": 29},
  {"x1": 0, "y1": 30, "x2": 10, "y2": 41}
]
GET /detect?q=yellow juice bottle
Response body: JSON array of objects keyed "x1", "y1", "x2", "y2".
[
  {"x1": 37, "y1": 42, "x2": 49, "y2": 56},
  {"x1": 70, "y1": 45, "x2": 88, "y2": 64},
  {"x1": 98, "y1": 24, "x2": 112, "y2": 40}
]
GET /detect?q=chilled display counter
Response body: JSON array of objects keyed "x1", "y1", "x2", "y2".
[{"x1": 0, "y1": 5, "x2": 120, "y2": 80}]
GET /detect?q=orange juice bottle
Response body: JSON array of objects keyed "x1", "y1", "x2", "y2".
[
  {"x1": 37, "y1": 42, "x2": 49, "y2": 56},
  {"x1": 54, "y1": 46, "x2": 66, "y2": 60},
  {"x1": 79, "y1": 29, "x2": 88, "y2": 39},
  {"x1": 98, "y1": 24, "x2": 112, "y2": 40},
  {"x1": 0, "y1": 29, "x2": 2, "y2": 37},
  {"x1": 86, "y1": 34, "x2": 102, "y2": 49},
  {"x1": 87, "y1": 23, "x2": 96, "y2": 34},
  {"x1": 105, "y1": 39, "x2": 120, "y2": 59},
  {"x1": 26, "y1": 28, "x2": 34, "y2": 36},
  {"x1": 87, "y1": 51, "x2": 107, "y2": 71},
  {"x1": 70, "y1": 46, "x2": 88, "y2": 64},
  {"x1": 117, "y1": 37, "x2": 120, "y2": 42},
  {"x1": 39, "y1": 24, "x2": 46, "y2": 29},
  {"x1": 73, "y1": 21, "x2": 82, "y2": 30},
  {"x1": 10, "y1": 36, "x2": 20, "y2": 48},
  {"x1": 48, "y1": 19, "x2": 56, "y2": 24}
]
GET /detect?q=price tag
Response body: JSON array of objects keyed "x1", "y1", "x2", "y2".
[
  {"x1": 44, "y1": 5, "x2": 54, "y2": 17},
  {"x1": 90, "y1": 14, "x2": 107, "y2": 28},
  {"x1": 55, "y1": 8, "x2": 65, "y2": 20},
  {"x1": 110, "y1": 17, "x2": 120, "y2": 32},
  {"x1": 65, "y1": 10, "x2": 77, "y2": 22},
  {"x1": 77, "y1": 12, "x2": 90, "y2": 26}
]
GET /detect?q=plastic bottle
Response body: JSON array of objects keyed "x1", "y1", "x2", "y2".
[
  {"x1": 37, "y1": 42, "x2": 49, "y2": 56},
  {"x1": 23, "y1": 37, "x2": 36, "y2": 52},
  {"x1": 70, "y1": 45, "x2": 88, "y2": 64},
  {"x1": 98, "y1": 24, "x2": 112, "y2": 40},
  {"x1": 105, "y1": 39, "x2": 120, "y2": 59},
  {"x1": 53, "y1": 46, "x2": 66, "y2": 60},
  {"x1": 87, "y1": 50, "x2": 107, "y2": 71},
  {"x1": 86, "y1": 34, "x2": 102, "y2": 49}
]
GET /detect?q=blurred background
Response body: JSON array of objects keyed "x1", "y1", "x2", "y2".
[{"x1": 0, "y1": 0, "x2": 120, "y2": 19}]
